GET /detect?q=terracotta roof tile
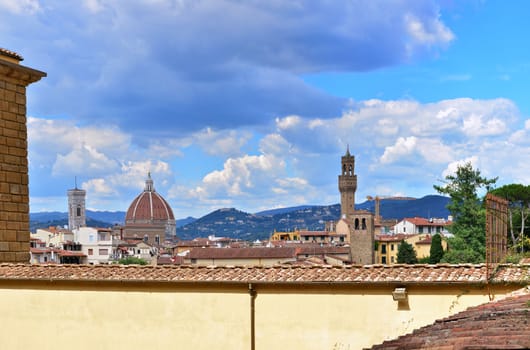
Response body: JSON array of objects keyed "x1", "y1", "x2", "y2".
[
  {"x1": 0, "y1": 263, "x2": 527, "y2": 285},
  {"x1": 368, "y1": 287, "x2": 530, "y2": 350},
  {"x1": 188, "y1": 247, "x2": 297, "y2": 259},
  {"x1": 0, "y1": 47, "x2": 23, "y2": 61}
]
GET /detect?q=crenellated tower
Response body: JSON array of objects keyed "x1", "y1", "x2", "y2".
[{"x1": 338, "y1": 145, "x2": 357, "y2": 217}]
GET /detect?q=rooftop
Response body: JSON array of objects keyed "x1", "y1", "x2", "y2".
[
  {"x1": 0, "y1": 263, "x2": 527, "y2": 285},
  {"x1": 369, "y1": 286, "x2": 530, "y2": 349}
]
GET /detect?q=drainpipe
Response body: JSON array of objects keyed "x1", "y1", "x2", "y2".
[{"x1": 249, "y1": 283, "x2": 257, "y2": 350}]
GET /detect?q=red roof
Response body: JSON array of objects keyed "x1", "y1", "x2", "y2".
[
  {"x1": 369, "y1": 287, "x2": 530, "y2": 349},
  {"x1": 189, "y1": 247, "x2": 297, "y2": 260},
  {"x1": 401, "y1": 217, "x2": 451, "y2": 227},
  {"x1": 125, "y1": 174, "x2": 175, "y2": 223}
]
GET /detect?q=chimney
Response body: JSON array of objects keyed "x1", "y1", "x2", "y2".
[{"x1": 0, "y1": 48, "x2": 46, "y2": 262}]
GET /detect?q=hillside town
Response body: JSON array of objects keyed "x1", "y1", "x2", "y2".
[{"x1": 29, "y1": 152, "x2": 452, "y2": 267}]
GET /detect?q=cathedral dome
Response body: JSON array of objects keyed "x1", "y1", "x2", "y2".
[{"x1": 125, "y1": 173, "x2": 175, "y2": 224}]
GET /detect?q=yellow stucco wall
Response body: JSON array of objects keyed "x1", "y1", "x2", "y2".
[
  {"x1": 0, "y1": 283, "x2": 250, "y2": 350},
  {"x1": 0, "y1": 282, "x2": 518, "y2": 350}
]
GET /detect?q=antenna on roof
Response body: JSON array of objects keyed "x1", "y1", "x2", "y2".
[{"x1": 74, "y1": 176, "x2": 78, "y2": 189}]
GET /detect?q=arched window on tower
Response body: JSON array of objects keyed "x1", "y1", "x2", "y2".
[
  {"x1": 348, "y1": 164, "x2": 353, "y2": 176},
  {"x1": 362, "y1": 218, "x2": 367, "y2": 230},
  {"x1": 354, "y1": 218, "x2": 360, "y2": 230},
  {"x1": 76, "y1": 206, "x2": 81, "y2": 217},
  {"x1": 343, "y1": 164, "x2": 346, "y2": 175}
]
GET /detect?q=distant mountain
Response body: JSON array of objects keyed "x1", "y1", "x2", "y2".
[
  {"x1": 30, "y1": 209, "x2": 195, "y2": 232},
  {"x1": 255, "y1": 205, "x2": 315, "y2": 217},
  {"x1": 177, "y1": 195, "x2": 450, "y2": 241},
  {"x1": 30, "y1": 195, "x2": 450, "y2": 239}
]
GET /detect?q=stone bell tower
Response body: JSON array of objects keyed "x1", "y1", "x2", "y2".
[
  {"x1": 68, "y1": 180, "x2": 86, "y2": 230},
  {"x1": 338, "y1": 145, "x2": 357, "y2": 217},
  {"x1": 0, "y1": 48, "x2": 46, "y2": 262}
]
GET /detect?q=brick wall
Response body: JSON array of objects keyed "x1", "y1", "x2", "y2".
[{"x1": 0, "y1": 50, "x2": 45, "y2": 262}]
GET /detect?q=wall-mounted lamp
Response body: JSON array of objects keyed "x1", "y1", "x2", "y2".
[{"x1": 392, "y1": 287, "x2": 408, "y2": 301}]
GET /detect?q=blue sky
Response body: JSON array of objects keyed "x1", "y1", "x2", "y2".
[{"x1": 1, "y1": 0, "x2": 530, "y2": 218}]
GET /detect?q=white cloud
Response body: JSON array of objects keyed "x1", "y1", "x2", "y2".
[
  {"x1": 193, "y1": 154, "x2": 284, "y2": 197},
  {"x1": 82, "y1": 178, "x2": 116, "y2": 197},
  {"x1": 462, "y1": 114, "x2": 507, "y2": 137},
  {"x1": 276, "y1": 115, "x2": 301, "y2": 130},
  {"x1": 52, "y1": 143, "x2": 118, "y2": 176},
  {"x1": 380, "y1": 136, "x2": 418, "y2": 164},
  {"x1": 193, "y1": 127, "x2": 251, "y2": 157},
  {"x1": 405, "y1": 13, "x2": 454, "y2": 45},
  {"x1": 83, "y1": 0, "x2": 104, "y2": 13},
  {"x1": 441, "y1": 156, "x2": 479, "y2": 178},
  {"x1": 0, "y1": 0, "x2": 40, "y2": 14}
]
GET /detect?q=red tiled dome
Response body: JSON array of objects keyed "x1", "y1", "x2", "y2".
[{"x1": 125, "y1": 174, "x2": 175, "y2": 223}]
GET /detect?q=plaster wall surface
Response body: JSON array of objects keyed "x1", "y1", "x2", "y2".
[
  {"x1": 255, "y1": 285, "x2": 514, "y2": 350},
  {"x1": 0, "y1": 285, "x2": 250, "y2": 350},
  {"x1": 0, "y1": 282, "x2": 516, "y2": 350}
]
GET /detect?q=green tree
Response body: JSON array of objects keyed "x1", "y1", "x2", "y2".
[
  {"x1": 433, "y1": 162, "x2": 497, "y2": 263},
  {"x1": 489, "y1": 183, "x2": 530, "y2": 253},
  {"x1": 118, "y1": 256, "x2": 148, "y2": 265},
  {"x1": 397, "y1": 240, "x2": 418, "y2": 264},
  {"x1": 429, "y1": 233, "x2": 444, "y2": 264}
]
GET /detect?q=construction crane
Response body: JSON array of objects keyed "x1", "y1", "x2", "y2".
[
  {"x1": 366, "y1": 195, "x2": 384, "y2": 224},
  {"x1": 366, "y1": 195, "x2": 414, "y2": 224}
]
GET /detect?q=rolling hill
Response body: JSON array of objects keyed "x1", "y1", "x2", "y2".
[{"x1": 30, "y1": 195, "x2": 450, "y2": 240}]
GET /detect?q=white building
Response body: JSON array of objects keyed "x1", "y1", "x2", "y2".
[
  {"x1": 393, "y1": 217, "x2": 451, "y2": 235},
  {"x1": 74, "y1": 227, "x2": 115, "y2": 264}
]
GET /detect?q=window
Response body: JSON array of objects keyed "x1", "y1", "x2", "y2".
[
  {"x1": 381, "y1": 244, "x2": 387, "y2": 254},
  {"x1": 76, "y1": 206, "x2": 81, "y2": 217},
  {"x1": 340, "y1": 237, "x2": 344, "y2": 242},
  {"x1": 391, "y1": 256, "x2": 395, "y2": 263},
  {"x1": 143, "y1": 235, "x2": 148, "y2": 243},
  {"x1": 155, "y1": 235, "x2": 160, "y2": 245},
  {"x1": 304, "y1": 236, "x2": 309, "y2": 241},
  {"x1": 88, "y1": 249, "x2": 93, "y2": 256},
  {"x1": 361, "y1": 218, "x2": 367, "y2": 230},
  {"x1": 391, "y1": 244, "x2": 394, "y2": 251},
  {"x1": 99, "y1": 249, "x2": 108, "y2": 256},
  {"x1": 381, "y1": 256, "x2": 387, "y2": 264}
]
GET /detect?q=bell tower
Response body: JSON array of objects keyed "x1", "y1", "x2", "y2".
[
  {"x1": 68, "y1": 180, "x2": 86, "y2": 230},
  {"x1": 338, "y1": 145, "x2": 357, "y2": 217}
]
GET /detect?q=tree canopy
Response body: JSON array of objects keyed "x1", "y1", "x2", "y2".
[
  {"x1": 397, "y1": 240, "x2": 418, "y2": 264},
  {"x1": 434, "y1": 162, "x2": 497, "y2": 263},
  {"x1": 429, "y1": 233, "x2": 444, "y2": 264}
]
